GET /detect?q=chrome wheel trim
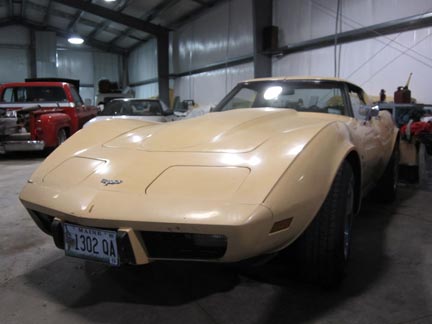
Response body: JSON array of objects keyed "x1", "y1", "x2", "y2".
[{"x1": 58, "y1": 129, "x2": 67, "y2": 145}]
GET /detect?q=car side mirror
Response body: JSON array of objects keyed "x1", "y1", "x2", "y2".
[{"x1": 359, "y1": 105, "x2": 379, "y2": 120}]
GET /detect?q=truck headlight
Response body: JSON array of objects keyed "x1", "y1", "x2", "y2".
[{"x1": 5, "y1": 109, "x2": 17, "y2": 118}]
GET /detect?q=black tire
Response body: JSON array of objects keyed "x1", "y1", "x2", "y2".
[
  {"x1": 372, "y1": 145, "x2": 399, "y2": 203},
  {"x1": 292, "y1": 161, "x2": 355, "y2": 288},
  {"x1": 57, "y1": 128, "x2": 67, "y2": 146}
]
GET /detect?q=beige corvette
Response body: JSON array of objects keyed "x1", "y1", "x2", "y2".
[{"x1": 20, "y1": 77, "x2": 398, "y2": 286}]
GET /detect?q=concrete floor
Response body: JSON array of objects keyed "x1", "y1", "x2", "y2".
[{"x1": 1, "y1": 152, "x2": 432, "y2": 324}]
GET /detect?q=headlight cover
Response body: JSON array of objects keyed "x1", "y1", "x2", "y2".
[{"x1": 146, "y1": 166, "x2": 250, "y2": 200}]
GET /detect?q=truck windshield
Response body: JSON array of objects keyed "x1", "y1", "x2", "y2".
[
  {"x1": 1, "y1": 87, "x2": 67, "y2": 103},
  {"x1": 215, "y1": 81, "x2": 348, "y2": 116}
]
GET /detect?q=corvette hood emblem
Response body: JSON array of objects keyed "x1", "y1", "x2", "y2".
[{"x1": 101, "y1": 179, "x2": 123, "y2": 186}]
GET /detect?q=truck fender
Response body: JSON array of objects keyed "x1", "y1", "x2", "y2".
[{"x1": 37, "y1": 113, "x2": 71, "y2": 148}]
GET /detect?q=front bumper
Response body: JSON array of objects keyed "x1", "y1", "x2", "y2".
[
  {"x1": 20, "y1": 182, "x2": 295, "y2": 264},
  {"x1": 0, "y1": 140, "x2": 44, "y2": 153},
  {"x1": 23, "y1": 202, "x2": 276, "y2": 265}
]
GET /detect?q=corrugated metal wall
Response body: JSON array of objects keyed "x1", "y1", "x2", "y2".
[
  {"x1": 172, "y1": 0, "x2": 254, "y2": 107},
  {"x1": 93, "y1": 51, "x2": 123, "y2": 102},
  {"x1": 128, "y1": 38, "x2": 158, "y2": 84},
  {"x1": 94, "y1": 52, "x2": 122, "y2": 86},
  {"x1": 273, "y1": 0, "x2": 432, "y2": 103},
  {"x1": 57, "y1": 49, "x2": 95, "y2": 102},
  {"x1": 127, "y1": 38, "x2": 158, "y2": 99},
  {"x1": 134, "y1": 83, "x2": 159, "y2": 98},
  {"x1": 35, "y1": 31, "x2": 57, "y2": 77},
  {"x1": 174, "y1": 63, "x2": 254, "y2": 108},
  {"x1": 0, "y1": 25, "x2": 122, "y2": 104},
  {"x1": 57, "y1": 50, "x2": 122, "y2": 103},
  {"x1": 0, "y1": 25, "x2": 30, "y2": 83}
]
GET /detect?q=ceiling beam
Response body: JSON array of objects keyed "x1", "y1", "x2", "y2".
[
  {"x1": 170, "y1": 0, "x2": 219, "y2": 28},
  {"x1": 28, "y1": 1, "x2": 70, "y2": 20},
  {"x1": 54, "y1": 30, "x2": 127, "y2": 55},
  {"x1": 145, "y1": 0, "x2": 181, "y2": 22},
  {"x1": 26, "y1": 1, "x2": 146, "y2": 42},
  {"x1": 0, "y1": 17, "x2": 14, "y2": 28},
  {"x1": 191, "y1": 0, "x2": 212, "y2": 7},
  {"x1": 42, "y1": 0, "x2": 52, "y2": 24},
  {"x1": 86, "y1": 0, "x2": 130, "y2": 39},
  {"x1": 66, "y1": 0, "x2": 93, "y2": 32},
  {"x1": 8, "y1": 0, "x2": 13, "y2": 17},
  {"x1": 126, "y1": 0, "x2": 222, "y2": 52},
  {"x1": 52, "y1": 0, "x2": 170, "y2": 36},
  {"x1": 21, "y1": 0, "x2": 27, "y2": 17},
  {"x1": 108, "y1": 0, "x2": 179, "y2": 46},
  {"x1": 6, "y1": 16, "x2": 126, "y2": 54}
]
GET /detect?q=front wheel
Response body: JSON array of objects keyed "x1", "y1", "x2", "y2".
[
  {"x1": 57, "y1": 128, "x2": 67, "y2": 146},
  {"x1": 291, "y1": 161, "x2": 355, "y2": 288}
]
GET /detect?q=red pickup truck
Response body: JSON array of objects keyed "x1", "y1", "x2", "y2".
[{"x1": 0, "y1": 79, "x2": 98, "y2": 154}]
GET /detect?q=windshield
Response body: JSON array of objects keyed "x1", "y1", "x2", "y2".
[
  {"x1": 101, "y1": 100, "x2": 162, "y2": 116},
  {"x1": 216, "y1": 81, "x2": 349, "y2": 116}
]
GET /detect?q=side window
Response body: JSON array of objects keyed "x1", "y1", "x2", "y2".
[
  {"x1": 110, "y1": 101, "x2": 123, "y2": 115},
  {"x1": 223, "y1": 88, "x2": 257, "y2": 110},
  {"x1": 70, "y1": 86, "x2": 83, "y2": 105},
  {"x1": 348, "y1": 85, "x2": 366, "y2": 119},
  {"x1": 150, "y1": 102, "x2": 162, "y2": 115},
  {"x1": 2, "y1": 88, "x2": 14, "y2": 102},
  {"x1": 1, "y1": 88, "x2": 28, "y2": 102}
]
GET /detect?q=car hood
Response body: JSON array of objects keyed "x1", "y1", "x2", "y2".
[
  {"x1": 104, "y1": 108, "x2": 339, "y2": 153},
  {"x1": 24, "y1": 108, "x2": 350, "y2": 206}
]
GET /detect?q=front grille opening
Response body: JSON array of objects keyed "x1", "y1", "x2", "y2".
[{"x1": 141, "y1": 231, "x2": 227, "y2": 260}]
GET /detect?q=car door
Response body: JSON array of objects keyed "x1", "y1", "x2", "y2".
[{"x1": 347, "y1": 84, "x2": 384, "y2": 186}]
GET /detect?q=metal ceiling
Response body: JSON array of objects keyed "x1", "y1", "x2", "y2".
[{"x1": 0, "y1": 0, "x2": 221, "y2": 54}]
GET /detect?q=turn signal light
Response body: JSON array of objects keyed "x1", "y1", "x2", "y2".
[{"x1": 270, "y1": 217, "x2": 293, "y2": 233}]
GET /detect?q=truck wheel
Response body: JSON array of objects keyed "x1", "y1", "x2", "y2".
[
  {"x1": 292, "y1": 161, "x2": 355, "y2": 288},
  {"x1": 372, "y1": 145, "x2": 399, "y2": 202},
  {"x1": 57, "y1": 128, "x2": 67, "y2": 146}
]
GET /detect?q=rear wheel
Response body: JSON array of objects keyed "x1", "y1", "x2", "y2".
[
  {"x1": 291, "y1": 161, "x2": 355, "y2": 288},
  {"x1": 372, "y1": 145, "x2": 399, "y2": 202}
]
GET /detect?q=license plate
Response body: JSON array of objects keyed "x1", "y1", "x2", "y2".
[{"x1": 63, "y1": 223, "x2": 119, "y2": 266}]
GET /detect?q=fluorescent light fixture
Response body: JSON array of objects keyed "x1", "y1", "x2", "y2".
[
  {"x1": 104, "y1": 0, "x2": 116, "y2": 2},
  {"x1": 68, "y1": 35, "x2": 84, "y2": 45}
]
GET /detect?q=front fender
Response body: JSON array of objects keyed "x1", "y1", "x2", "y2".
[
  {"x1": 29, "y1": 119, "x2": 157, "y2": 184},
  {"x1": 262, "y1": 122, "x2": 357, "y2": 250},
  {"x1": 37, "y1": 113, "x2": 71, "y2": 147}
]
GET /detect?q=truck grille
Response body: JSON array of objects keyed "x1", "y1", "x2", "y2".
[{"x1": 6, "y1": 133, "x2": 31, "y2": 141}]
